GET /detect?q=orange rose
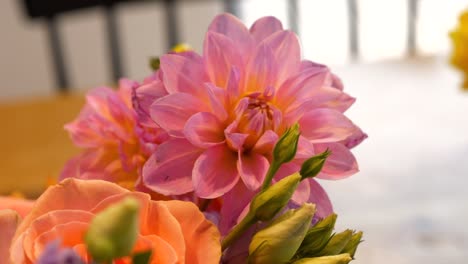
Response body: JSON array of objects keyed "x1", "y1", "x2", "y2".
[
  {"x1": 0, "y1": 210, "x2": 20, "y2": 261},
  {"x1": 0, "y1": 196, "x2": 34, "y2": 218},
  {"x1": 9, "y1": 178, "x2": 221, "y2": 263}
]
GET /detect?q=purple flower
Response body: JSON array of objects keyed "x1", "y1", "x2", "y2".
[{"x1": 36, "y1": 241, "x2": 84, "y2": 264}]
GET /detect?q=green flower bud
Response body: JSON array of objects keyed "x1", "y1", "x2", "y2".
[
  {"x1": 149, "y1": 57, "x2": 160, "y2": 71},
  {"x1": 317, "y1": 230, "x2": 353, "y2": 256},
  {"x1": 273, "y1": 123, "x2": 300, "y2": 165},
  {"x1": 248, "y1": 203, "x2": 315, "y2": 264},
  {"x1": 250, "y1": 173, "x2": 301, "y2": 221},
  {"x1": 85, "y1": 197, "x2": 140, "y2": 262},
  {"x1": 300, "y1": 149, "x2": 331, "y2": 180},
  {"x1": 292, "y1": 253, "x2": 352, "y2": 264},
  {"x1": 298, "y1": 214, "x2": 337, "y2": 256},
  {"x1": 341, "y1": 231, "x2": 363, "y2": 258}
]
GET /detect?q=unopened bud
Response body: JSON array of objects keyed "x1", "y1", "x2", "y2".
[
  {"x1": 292, "y1": 253, "x2": 352, "y2": 264},
  {"x1": 250, "y1": 173, "x2": 301, "y2": 221},
  {"x1": 248, "y1": 203, "x2": 315, "y2": 264},
  {"x1": 273, "y1": 124, "x2": 300, "y2": 165},
  {"x1": 317, "y1": 230, "x2": 353, "y2": 256},
  {"x1": 85, "y1": 197, "x2": 140, "y2": 262},
  {"x1": 341, "y1": 231, "x2": 363, "y2": 258},
  {"x1": 300, "y1": 149, "x2": 330, "y2": 180},
  {"x1": 298, "y1": 214, "x2": 337, "y2": 256}
]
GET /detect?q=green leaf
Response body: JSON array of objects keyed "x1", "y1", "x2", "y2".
[{"x1": 132, "y1": 250, "x2": 152, "y2": 264}]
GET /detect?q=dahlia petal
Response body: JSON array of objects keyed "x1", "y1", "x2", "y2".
[
  {"x1": 132, "y1": 77, "x2": 167, "y2": 127},
  {"x1": 204, "y1": 32, "x2": 243, "y2": 88},
  {"x1": 164, "y1": 200, "x2": 222, "y2": 264},
  {"x1": 340, "y1": 128, "x2": 368, "y2": 149},
  {"x1": 150, "y1": 93, "x2": 209, "y2": 137},
  {"x1": 205, "y1": 83, "x2": 228, "y2": 121},
  {"x1": 296, "y1": 136, "x2": 315, "y2": 159},
  {"x1": 276, "y1": 66, "x2": 330, "y2": 109},
  {"x1": 244, "y1": 43, "x2": 278, "y2": 94},
  {"x1": 219, "y1": 183, "x2": 255, "y2": 235},
  {"x1": 0, "y1": 210, "x2": 19, "y2": 262},
  {"x1": 159, "y1": 52, "x2": 208, "y2": 97},
  {"x1": 193, "y1": 145, "x2": 240, "y2": 198},
  {"x1": 208, "y1": 13, "x2": 253, "y2": 59},
  {"x1": 184, "y1": 112, "x2": 225, "y2": 148},
  {"x1": 299, "y1": 109, "x2": 358, "y2": 143},
  {"x1": 274, "y1": 162, "x2": 300, "y2": 180},
  {"x1": 315, "y1": 143, "x2": 359, "y2": 179},
  {"x1": 226, "y1": 67, "x2": 241, "y2": 102},
  {"x1": 224, "y1": 122, "x2": 249, "y2": 151},
  {"x1": 250, "y1": 16, "x2": 283, "y2": 42},
  {"x1": 237, "y1": 152, "x2": 269, "y2": 191},
  {"x1": 143, "y1": 139, "x2": 201, "y2": 195},
  {"x1": 284, "y1": 87, "x2": 355, "y2": 123},
  {"x1": 307, "y1": 179, "x2": 334, "y2": 220},
  {"x1": 291, "y1": 179, "x2": 311, "y2": 205},
  {"x1": 262, "y1": 30, "x2": 301, "y2": 85},
  {"x1": 252, "y1": 130, "x2": 278, "y2": 154}
]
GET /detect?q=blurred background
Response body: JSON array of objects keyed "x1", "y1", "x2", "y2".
[{"x1": 1, "y1": 0, "x2": 468, "y2": 263}]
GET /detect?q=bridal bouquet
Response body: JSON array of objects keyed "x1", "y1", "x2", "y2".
[{"x1": 0, "y1": 14, "x2": 367, "y2": 264}]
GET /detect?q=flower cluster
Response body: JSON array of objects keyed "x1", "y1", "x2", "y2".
[
  {"x1": 0, "y1": 13, "x2": 366, "y2": 264},
  {"x1": 450, "y1": 8, "x2": 468, "y2": 90}
]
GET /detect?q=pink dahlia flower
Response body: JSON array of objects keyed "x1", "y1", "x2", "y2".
[
  {"x1": 136, "y1": 14, "x2": 366, "y2": 233},
  {"x1": 60, "y1": 79, "x2": 168, "y2": 189}
]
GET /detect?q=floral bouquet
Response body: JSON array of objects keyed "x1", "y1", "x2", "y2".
[{"x1": 0, "y1": 14, "x2": 367, "y2": 264}]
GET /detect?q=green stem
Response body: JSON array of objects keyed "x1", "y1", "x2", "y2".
[
  {"x1": 221, "y1": 213, "x2": 256, "y2": 251},
  {"x1": 261, "y1": 161, "x2": 281, "y2": 191}
]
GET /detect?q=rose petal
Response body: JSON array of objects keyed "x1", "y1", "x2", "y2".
[
  {"x1": 23, "y1": 210, "x2": 94, "y2": 261},
  {"x1": 0, "y1": 197, "x2": 34, "y2": 218},
  {"x1": 164, "y1": 200, "x2": 222, "y2": 264},
  {"x1": 14, "y1": 179, "x2": 127, "y2": 241},
  {"x1": 34, "y1": 222, "x2": 88, "y2": 260},
  {"x1": 0, "y1": 210, "x2": 20, "y2": 262},
  {"x1": 142, "y1": 202, "x2": 186, "y2": 263}
]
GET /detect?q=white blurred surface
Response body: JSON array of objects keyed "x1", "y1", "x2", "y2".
[{"x1": 321, "y1": 57, "x2": 468, "y2": 264}]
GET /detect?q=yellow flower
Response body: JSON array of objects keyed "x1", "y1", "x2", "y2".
[
  {"x1": 450, "y1": 9, "x2": 468, "y2": 90},
  {"x1": 171, "y1": 43, "x2": 193, "y2": 53}
]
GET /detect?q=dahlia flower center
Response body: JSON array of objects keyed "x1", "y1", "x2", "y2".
[{"x1": 236, "y1": 93, "x2": 280, "y2": 148}]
